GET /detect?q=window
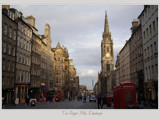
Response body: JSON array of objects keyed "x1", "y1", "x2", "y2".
[
  {"x1": 26, "y1": 72, "x2": 28, "y2": 82},
  {"x1": 27, "y1": 42, "x2": 30, "y2": 51},
  {"x1": 12, "y1": 47, "x2": 15, "y2": 56},
  {"x1": 19, "y1": 53, "x2": 21, "y2": 63},
  {"x1": 3, "y1": 24, "x2": 7, "y2": 35},
  {"x1": 25, "y1": 56, "x2": 28, "y2": 65},
  {"x1": 12, "y1": 64, "x2": 15, "y2": 72},
  {"x1": 149, "y1": 25, "x2": 152, "y2": 36},
  {"x1": 28, "y1": 73, "x2": 30, "y2": 82},
  {"x1": 19, "y1": 38, "x2": 22, "y2": 48},
  {"x1": 29, "y1": 43, "x2": 31, "y2": 52},
  {"x1": 152, "y1": 65, "x2": 154, "y2": 74},
  {"x1": 144, "y1": 49, "x2": 146, "y2": 56},
  {"x1": 2, "y1": 61, "x2": 5, "y2": 71},
  {"x1": 16, "y1": 52, "x2": 19, "y2": 62},
  {"x1": 145, "y1": 9, "x2": 147, "y2": 17},
  {"x1": 29, "y1": 58, "x2": 31, "y2": 66},
  {"x1": 21, "y1": 71, "x2": 23, "y2": 82},
  {"x1": 107, "y1": 64, "x2": 110, "y2": 71},
  {"x1": 28, "y1": 29, "x2": 30, "y2": 37},
  {"x1": 56, "y1": 79, "x2": 58, "y2": 83},
  {"x1": 143, "y1": 31, "x2": 145, "y2": 39},
  {"x1": 18, "y1": 70, "x2": 21, "y2": 81},
  {"x1": 23, "y1": 55, "x2": 25, "y2": 64},
  {"x1": 24, "y1": 27, "x2": 26, "y2": 35},
  {"x1": 155, "y1": 64, "x2": 158, "y2": 73},
  {"x1": 21, "y1": 38, "x2": 23, "y2": 48},
  {"x1": 56, "y1": 71, "x2": 58, "y2": 75},
  {"x1": 150, "y1": 45, "x2": 153, "y2": 54},
  {"x1": 26, "y1": 41, "x2": 28, "y2": 50},
  {"x1": 8, "y1": 44, "x2": 11, "y2": 55},
  {"x1": 154, "y1": 42, "x2": 157, "y2": 52},
  {"x1": 22, "y1": 54, "x2": 25, "y2": 64},
  {"x1": 21, "y1": 25, "x2": 23, "y2": 33},
  {"x1": 2, "y1": 42, "x2": 7, "y2": 53},
  {"x1": 17, "y1": 36, "x2": 20, "y2": 46},
  {"x1": 23, "y1": 71, "x2": 25, "y2": 82},
  {"x1": 146, "y1": 28, "x2": 148, "y2": 37},
  {"x1": 13, "y1": 30, "x2": 16, "y2": 40},
  {"x1": 23, "y1": 39, "x2": 26, "y2": 49},
  {"x1": 148, "y1": 66, "x2": 151, "y2": 80},
  {"x1": 153, "y1": 21, "x2": 155, "y2": 32},
  {"x1": 8, "y1": 62, "x2": 10, "y2": 71},
  {"x1": 107, "y1": 47, "x2": 109, "y2": 52},
  {"x1": 8, "y1": 27, "x2": 12, "y2": 38}
]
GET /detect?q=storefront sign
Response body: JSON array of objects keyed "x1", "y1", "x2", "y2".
[{"x1": 41, "y1": 82, "x2": 45, "y2": 86}]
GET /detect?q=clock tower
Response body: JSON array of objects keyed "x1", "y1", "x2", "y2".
[{"x1": 101, "y1": 11, "x2": 114, "y2": 95}]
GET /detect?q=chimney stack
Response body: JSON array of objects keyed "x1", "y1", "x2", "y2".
[
  {"x1": 132, "y1": 19, "x2": 139, "y2": 27},
  {"x1": 25, "y1": 16, "x2": 35, "y2": 27}
]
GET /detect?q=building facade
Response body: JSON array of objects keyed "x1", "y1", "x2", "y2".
[
  {"x1": 119, "y1": 40, "x2": 131, "y2": 83},
  {"x1": 130, "y1": 19, "x2": 144, "y2": 103},
  {"x1": 138, "y1": 5, "x2": 158, "y2": 101},
  {"x1": 9, "y1": 8, "x2": 33, "y2": 103},
  {"x1": 2, "y1": 8, "x2": 17, "y2": 104},
  {"x1": 101, "y1": 11, "x2": 114, "y2": 95},
  {"x1": 40, "y1": 24, "x2": 54, "y2": 98},
  {"x1": 25, "y1": 16, "x2": 42, "y2": 99},
  {"x1": 115, "y1": 54, "x2": 120, "y2": 86},
  {"x1": 2, "y1": 5, "x2": 79, "y2": 103}
]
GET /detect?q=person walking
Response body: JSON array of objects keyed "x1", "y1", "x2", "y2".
[
  {"x1": 25, "y1": 95, "x2": 30, "y2": 105},
  {"x1": 101, "y1": 95, "x2": 107, "y2": 108},
  {"x1": 97, "y1": 95, "x2": 102, "y2": 109}
]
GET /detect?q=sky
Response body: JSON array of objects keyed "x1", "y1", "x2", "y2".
[{"x1": 11, "y1": 5, "x2": 144, "y2": 90}]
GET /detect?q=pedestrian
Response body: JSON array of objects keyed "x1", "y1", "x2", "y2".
[
  {"x1": 97, "y1": 95, "x2": 102, "y2": 109},
  {"x1": 50, "y1": 96, "x2": 52, "y2": 103},
  {"x1": 83, "y1": 96, "x2": 86, "y2": 103},
  {"x1": 11, "y1": 96, "x2": 16, "y2": 106},
  {"x1": 25, "y1": 95, "x2": 30, "y2": 105},
  {"x1": 55, "y1": 96, "x2": 58, "y2": 102},
  {"x1": 57, "y1": 91, "x2": 61, "y2": 102},
  {"x1": 101, "y1": 96, "x2": 107, "y2": 108}
]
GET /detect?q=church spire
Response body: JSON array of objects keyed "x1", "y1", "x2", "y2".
[{"x1": 104, "y1": 10, "x2": 109, "y2": 33}]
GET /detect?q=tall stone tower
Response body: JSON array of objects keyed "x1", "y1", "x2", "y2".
[{"x1": 101, "y1": 11, "x2": 114, "y2": 95}]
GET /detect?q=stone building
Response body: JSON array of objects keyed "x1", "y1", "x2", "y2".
[
  {"x1": 2, "y1": 7, "x2": 17, "y2": 104},
  {"x1": 119, "y1": 40, "x2": 131, "y2": 83},
  {"x1": 138, "y1": 5, "x2": 158, "y2": 101},
  {"x1": 25, "y1": 16, "x2": 42, "y2": 99},
  {"x1": 101, "y1": 11, "x2": 114, "y2": 95},
  {"x1": 115, "y1": 54, "x2": 120, "y2": 86},
  {"x1": 68, "y1": 59, "x2": 77, "y2": 98},
  {"x1": 40, "y1": 24, "x2": 54, "y2": 98},
  {"x1": 51, "y1": 43, "x2": 70, "y2": 97},
  {"x1": 75, "y1": 76, "x2": 80, "y2": 96},
  {"x1": 129, "y1": 19, "x2": 144, "y2": 103},
  {"x1": 9, "y1": 8, "x2": 33, "y2": 103}
]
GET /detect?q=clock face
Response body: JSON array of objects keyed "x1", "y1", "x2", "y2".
[{"x1": 106, "y1": 53, "x2": 110, "y2": 57}]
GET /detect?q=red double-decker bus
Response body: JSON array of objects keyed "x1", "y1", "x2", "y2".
[{"x1": 114, "y1": 82, "x2": 136, "y2": 109}]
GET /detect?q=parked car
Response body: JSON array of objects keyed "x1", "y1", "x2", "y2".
[{"x1": 89, "y1": 95, "x2": 96, "y2": 102}]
